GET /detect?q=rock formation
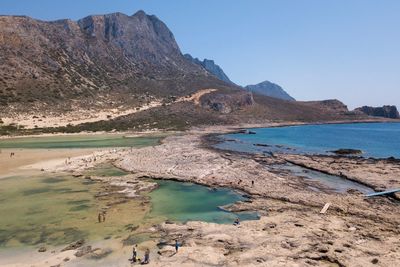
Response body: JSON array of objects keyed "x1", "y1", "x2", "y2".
[{"x1": 355, "y1": 105, "x2": 400, "y2": 119}]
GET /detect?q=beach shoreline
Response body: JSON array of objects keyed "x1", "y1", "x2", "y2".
[{"x1": 0, "y1": 124, "x2": 399, "y2": 266}]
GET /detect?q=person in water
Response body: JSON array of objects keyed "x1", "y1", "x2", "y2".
[{"x1": 233, "y1": 218, "x2": 240, "y2": 226}]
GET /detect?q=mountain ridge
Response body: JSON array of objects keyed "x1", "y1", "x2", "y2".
[
  {"x1": 184, "y1": 54, "x2": 234, "y2": 84},
  {"x1": 245, "y1": 80, "x2": 295, "y2": 101},
  {"x1": 0, "y1": 11, "x2": 237, "y2": 114}
]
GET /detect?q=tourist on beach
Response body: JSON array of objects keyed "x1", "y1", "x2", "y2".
[
  {"x1": 98, "y1": 213, "x2": 102, "y2": 223},
  {"x1": 130, "y1": 245, "x2": 138, "y2": 263},
  {"x1": 102, "y1": 211, "x2": 106, "y2": 222},
  {"x1": 251, "y1": 180, "x2": 254, "y2": 187},
  {"x1": 175, "y1": 240, "x2": 179, "y2": 253},
  {"x1": 142, "y1": 248, "x2": 150, "y2": 264},
  {"x1": 233, "y1": 218, "x2": 240, "y2": 226}
]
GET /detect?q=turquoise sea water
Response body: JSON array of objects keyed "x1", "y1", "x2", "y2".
[
  {"x1": 217, "y1": 122, "x2": 400, "y2": 159},
  {"x1": 149, "y1": 180, "x2": 259, "y2": 224}
]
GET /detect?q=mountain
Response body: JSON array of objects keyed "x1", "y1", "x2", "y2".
[
  {"x1": 245, "y1": 81, "x2": 295, "y2": 101},
  {"x1": 184, "y1": 54, "x2": 233, "y2": 84},
  {"x1": 355, "y1": 105, "x2": 400, "y2": 119},
  {"x1": 0, "y1": 11, "x2": 237, "y2": 114},
  {"x1": 0, "y1": 10, "x2": 373, "y2": 132}
]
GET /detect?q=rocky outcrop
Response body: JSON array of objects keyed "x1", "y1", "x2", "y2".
[
  {"x1": 355, "y1": 105, "x2": 400, "y2": 119},
  {"x1": 301, "y1": 99, "x2": 349, "y2": 114},
  {"x1": 184, "y1": 54, "x2": 233, "y2": 84},
  {"x1": 201, "y1": 91, "x2": 254, "y2": 114},
  {"x1": 245, "y1": 80, "x2": 295, "y2": 101}
]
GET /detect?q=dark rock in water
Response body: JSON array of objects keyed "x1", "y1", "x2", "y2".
[
  {"x1": 156, "y1": 239, "x2": 169, "y2": 249},
  {"x1": 355, "y1": 105, "x2": 400, "y2": 119},
  {"x1": 61, "y1": 239, "x2": 85, "y2": 251},
  {"x1": 253, "y1": 144, "x2": 270, "y2": 147},
  {"x1": 122, "y1": 233, "x2": 150, "y2": 246},
  {"x1": 330, "y1": 149, "x2": 362, "y2": 155}
]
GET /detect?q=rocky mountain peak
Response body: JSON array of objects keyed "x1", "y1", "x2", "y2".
[
  {"x1": 245, "y1": 81, "x2": 295, "y2": 101},
  {"x1": 184, "y1": 54, "x2": 233, "y2": 84}
]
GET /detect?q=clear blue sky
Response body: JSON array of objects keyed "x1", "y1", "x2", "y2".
[{"x1": 1, "y1": 0, "x2": 399, "y2": 109}]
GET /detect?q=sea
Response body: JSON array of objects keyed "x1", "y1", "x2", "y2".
[{"x1": 216, "y1": 122, "x2": 400, "y2": 159}]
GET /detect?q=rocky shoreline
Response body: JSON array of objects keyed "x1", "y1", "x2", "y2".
[
  {"x1": 112, "y1": 130, "x2": 400, "y2": 266},
  {"x1": 2, "y1": 126, "x2": 400, "y2": 266}
]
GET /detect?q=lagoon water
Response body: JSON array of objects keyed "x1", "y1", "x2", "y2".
[
  {"x1": 217, "y1": 122, "x2": 400, "y2": 159},
  {"x1": 0, "y1": 134, "x2": 161, "y2": 149},
  {"x1": 148, "y1": 180, "x2": 258, "y2": 224}
]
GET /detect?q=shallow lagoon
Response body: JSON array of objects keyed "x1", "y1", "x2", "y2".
[
  {"x1": 0, "y1": 134, "x2": 162, "y2": 149},
  {"x1": 0, "y1": 167, "x2": 258, "y2": 249}
]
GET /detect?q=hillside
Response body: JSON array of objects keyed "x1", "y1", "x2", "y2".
[{"x1": 0, "y1": 11, "x2": 238, "y2": 115}]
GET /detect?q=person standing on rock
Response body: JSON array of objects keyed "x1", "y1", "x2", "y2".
[
  {"x1": 142, "y1": 248, "x2": 150, "y2": 264},
  {"x1": 175, "y1": 240, "x2": 180, "y2": 253},
  {"x1": 130, "y1": 244, "x2": 138, "y2": 263}
]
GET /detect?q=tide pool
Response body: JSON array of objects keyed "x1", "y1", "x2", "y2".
[{"x1": 148, "y1": 180, "x2": 259, "y2": 224}]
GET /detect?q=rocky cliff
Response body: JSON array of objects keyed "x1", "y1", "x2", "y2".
[
  {"x1": 355, "y1": 106, "x2": 400, "y2": 119},
  {"x1": 245, "y1": 81, "x2": 295, "y2": 101},
  {"x1": 184, "y1": 54, "x2": 233, "y2": 84}
]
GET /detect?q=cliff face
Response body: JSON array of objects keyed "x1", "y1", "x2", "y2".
[
  {"x1": 0, "y1": 11, "x2": 235, "y2": 113},
  {"x1": 184, "y1": 54, "x2": 233, "y2": 84},
  {"x1": 245, "y1": 81, "x2": 295, "y2": 101},
  {"x1": 355, "y1": 106, "x2": 400, "y2": 119}
]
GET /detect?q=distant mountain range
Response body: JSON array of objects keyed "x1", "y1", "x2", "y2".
[{"x1": 184, "y1": 54, "x2": 295, "y2": 101}]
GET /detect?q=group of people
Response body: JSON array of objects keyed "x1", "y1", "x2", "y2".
[
  {"x1": 129, "y1": 245, "x2": 150, "y2": 265},
  {"x1": 129, "y1": 240, "x2": 180, "y2": 265}
]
